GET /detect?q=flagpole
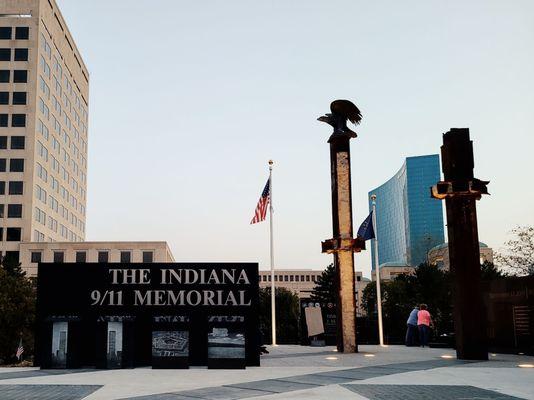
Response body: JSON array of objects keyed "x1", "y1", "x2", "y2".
[
  {"x1": 268, "y1": 160, "x2": 277, "y2": 346},
  {"x1": 371, "y1": 194, "x2": 384, "y2": 346}
]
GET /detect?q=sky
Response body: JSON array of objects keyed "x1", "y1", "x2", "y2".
[{"x1": 56, "y1": 0, "x2": 534, "y2": 278}]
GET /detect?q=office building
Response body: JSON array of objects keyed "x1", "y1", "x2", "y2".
[
  {"x1": 259, "y1": 269, "x2": 369, "y2": 316},
  {"x1": 0, "y1": 0, "x2": 89, "y2": 264},
  {"x1": 258, "y1": 269, "x2": 324, "y2": 299},
  {"x1": 428, "y1": 242, "x2": 493, "y2": 270},
  {"x1": 371, "y1": 262, "x2": 414, "y2": 282},
  {"x1": 369, "y1": 154, "x2": 445, "y2": 269},
  {"x1": 20, "y1": 241, "x2": 175, "y2": 277}
]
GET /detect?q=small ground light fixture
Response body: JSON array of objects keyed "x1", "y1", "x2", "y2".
[
  {"x1": 364, "y1": 354, "x2": 375, "y2": 357},
  {"x1": 441, "y1": 354, "x2": 455, "y2": 359},
  {"x1": 325, "y1": 356, "x2": 338, "y2": 360},
  {"x1": 517, "y1": 364, "x2": 534, "y2": 368}
]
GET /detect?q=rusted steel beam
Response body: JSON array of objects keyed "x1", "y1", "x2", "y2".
[{"x1": 432, "y1": 128, "x2": 489, "y2": 360}]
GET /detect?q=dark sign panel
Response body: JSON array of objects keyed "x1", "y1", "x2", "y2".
[{"x1": 36, "y1": 263, "x2": 260, "y2": 368}]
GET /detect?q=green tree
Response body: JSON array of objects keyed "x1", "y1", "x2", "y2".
[
  {"x1": 495, "y1": 226, "x2": 534, "y2": 276},
  {"x1": 310, "y1": 263, "x2": 336, "y2": 305},
  {"x1": 259, "y1": 287, "x2": 300, "y2": 344},
  {"x1": 411, "y1": 263, "x2": 452, "y2": 336},
  {"x1": 0, "y1": 257, "x2": 36, "y2": 364},
  {"x1": 361, "y1": 263, "x2": 453, "y2": 342},
  {"x1": 480, "y1": 261, "x2": 507, "y2": 280}
]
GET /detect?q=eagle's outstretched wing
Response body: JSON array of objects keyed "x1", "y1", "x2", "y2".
[{"x1": 330, "y1": 100, "x2": 362, "y2": 125}]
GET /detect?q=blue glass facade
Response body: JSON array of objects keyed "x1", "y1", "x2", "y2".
[{"x1": 369, "y1": 155, "x2": 445, "y2": 269}]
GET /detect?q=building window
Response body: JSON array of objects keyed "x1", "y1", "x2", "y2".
[
  {"x1": 295, "y1": 275, "x2": 299, "y2": 282},
  {"x1": 13, "y1": 70, "x2": 27, "y2": 83},
  {"x1": 284, "y1": 275, "x2": 289, "y2": 282},
  {"x1": 6, "y1": 227, "x2": 21, "y2": 241},
  {"x1": 10, "y1": 136, "x2": 25, "y2": 150},
  {"x1": 14, "y1": 48, "x2": 28, "y2": 61},
  {"x1": 33, "y1": 230, "x2": 45, "y2": 242},
  {"x1": 34, "y1": 207, "x2": 46, "y2": 225},
  {"x1": 9, "y1": 159, "x2": 24, "y2": 172},
  {"x1": 0, "y1": 181, "x2": 4, "y2": 195},
  {"x1": 11, "y1": 114, "x2": 26, "y2": 127},
  {"x1": 0, "y1": 159, "x2": 5, "y2": 172},
  {"x1": 15, "y1": 27, "x2": 29, "y2": 40},
  {"x1": 31, "y1": 251, "x2": 42, "y2": 263},
  {"x1": 98, "y1": 251, "x2": 109, "y2": 263},
  {"x1": 12, "y1": 92, "x2": 26, "y2": 105},
  {"x1": 7, "y1": 204, "x2": 22, "y2": 218},
  {"x1": 53, "y1": 251, "x2": 64, "y2": 263},
  {"x1": 75, "y1": 251, "x2": 86, "y2": 263},
  {"x1": 5, "y1": 251, "x2": 19, "y2": 263},
  {"x1": 0, "y1": 49, "x2": 10, "y2": 61},
  {"x1": 35, "y1": 185, "x2": 47, "y2": 203},
  {"x1": 120, "y1": 251, "x2": 131, "y2": 263},
  {"x1": 0, "y1": 136, "x2": 6, "y2": 149},
  {"x1": 356, "y1": 275, "x2": 361, "y2": 282},
  {"x1": 0, "y1": 70, "x2": 8, "y2": 82},
  {"x1": 9, "y1": 181, "x2": 23, "y2": 195},
  {"x1": 142, "y1": 251, "x2": 153, "y2": 263},
  {"x1": 0, "y1": 114, "x2": 7, "y2": 127},
  {"x1": 0, "y1": 204, "x2": 4, "y2": 218},
  {"x1": 0, "y1": 28, "x2": 11, "y2": 40},
  {"x1": 0, "y1": 92, "x2": 7, "y2": 104},
  {"x1": 290, "y1": 275, "x2": 294, "y2": 282}
]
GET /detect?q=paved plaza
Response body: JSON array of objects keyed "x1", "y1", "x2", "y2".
[{"x1": 0, "y1": 345, "x2": 532, "y2": 400}]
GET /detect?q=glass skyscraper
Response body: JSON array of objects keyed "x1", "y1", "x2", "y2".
[{"x1": 369, "y1": 154, "x2": 445, "y2": 269}]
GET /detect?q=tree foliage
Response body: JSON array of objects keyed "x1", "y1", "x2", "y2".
[
  {"x1": 259, "y1": 287, "x2": 300, "y2": 344},
  {"x1": 0, "y1": 257, "x2": 35, "y2": 364},
  {"x1": 480, "y1": 261, "x2": 507, "y2": 280},
  {"x1": 495, "y1": 226, "x2": 534, "y2": 276},
  {"x1": 362, "y1": 263, "x2": 453, "y2": 341},
  {"x1": 310, "y1": 263, "x2": 336, "y2": 305},
  {"x1": 361, "y1": 260, "x2": 512, "y2": 343}
]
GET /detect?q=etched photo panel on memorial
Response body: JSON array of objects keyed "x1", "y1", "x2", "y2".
[
  {"x1": 207, "y1": 316, "x2": 246, "y2": 369},
  {"x1": 152, "y1": 315, "x2": 190, "y2": 369},
  {"x1": 51, "y1": 321, "x2": 68, "y2": 368},
  {"x1": 106, "y1": 322, "x2": 123, "y2": 369}
]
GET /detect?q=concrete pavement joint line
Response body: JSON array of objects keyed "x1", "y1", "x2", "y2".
[
  {"x1": 261, "y1": 350, "x2": 336, "y2": 359},
  {"x1": 224, "y1": 378, "x2": 320, "y2": 393},
  {"x1": 175, "y1": 385, "x2": 278, "y2": 399},
  {"x1": 342, "y1": 384, "x2": 526, "y2": 400},
  {"x1": 274, "y1": 373, "x2": 356, "y2": 385}
]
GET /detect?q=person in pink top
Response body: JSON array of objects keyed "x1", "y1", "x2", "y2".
[{"x1": 417, "y1": 304, "x2": 433, "y2": 347}]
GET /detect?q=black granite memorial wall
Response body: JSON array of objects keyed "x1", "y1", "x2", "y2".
[{"x1": 35, "y1": 263, "x2": 260, "y2": 368}]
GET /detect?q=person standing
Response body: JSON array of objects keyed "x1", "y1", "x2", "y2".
[
  {"x1": 417, "y1": 304, "x2": 432, "y2": 347},
  {"x1": 405, "y1": 305, "x2": 419, "y2": 346}
]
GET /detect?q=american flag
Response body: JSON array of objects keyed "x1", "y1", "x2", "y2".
[
  {"x1": 16, "y1": 338, "x2": 24, "y2": 360},
  {"x1": 250, "y1": 178, "x2": 270, "y2": 224}
]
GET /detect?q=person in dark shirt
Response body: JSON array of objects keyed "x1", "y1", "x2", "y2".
[{"x1": 405, "y1": 305, "x2": 419, "y2": 346}]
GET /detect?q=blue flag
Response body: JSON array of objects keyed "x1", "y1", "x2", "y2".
[{"x1": 357, "y1": 211, "x2": 375, "y2": 241}]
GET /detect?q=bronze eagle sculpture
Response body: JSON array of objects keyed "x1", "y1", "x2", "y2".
[{"x1": 318, "y1": 99, "x2": 362, "y2": 137}]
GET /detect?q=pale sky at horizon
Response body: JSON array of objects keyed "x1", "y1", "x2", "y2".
[{"x1": 56, "y1": 0, "x2": 534, "y2": 278}]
